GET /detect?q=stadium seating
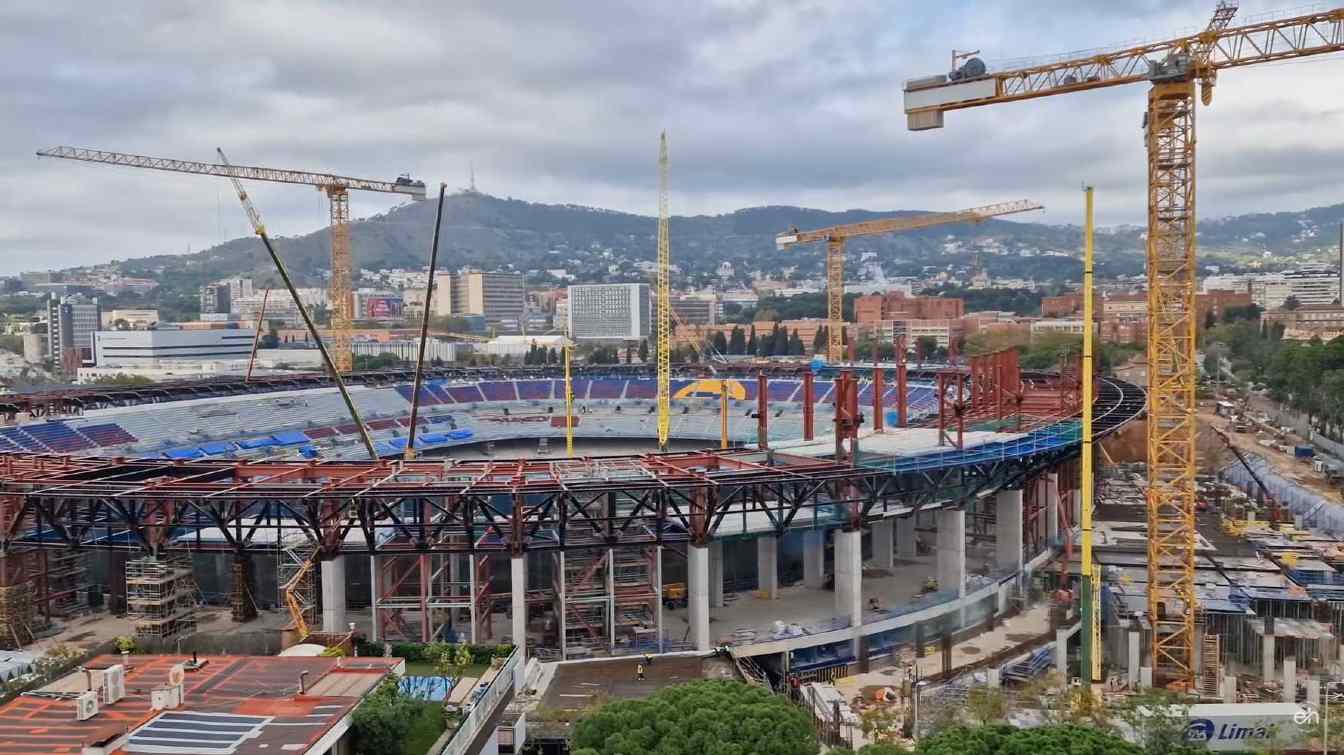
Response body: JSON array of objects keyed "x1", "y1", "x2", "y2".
[
  {"x1": 478, "y1": 381, "x2": 517, "y2": 401},
  {"x1": 305, "y1": 426, "x2": 337, "y2": 439},
  {"x1": 0, "y1": 427, "x2": 46, "y2": 452},
  {"x1": 516, "y1": 380, "x2": 552, "y2": 400},
  {"x1": 78, "y1": 423, "x2": 138, "y2": 447},
  {"x1": 446, "y1": 385, "x2": 485, "y2": 403},
  {"x1": 768, "y1": 380, "x2": 800, "y2": 402},
  {"x1": 624, "y1": 379, "x2": 655, "y2": 399},
  {"x1": 587, "y1": 379, "x2": 624, "y2": 399}
]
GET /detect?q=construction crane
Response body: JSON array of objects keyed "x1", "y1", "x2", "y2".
[
  {"x1": 902, "y1": 3, "x2": 1344, "y2": 686},
  {"x1": 1212, "y1": 426, "x2": 1284, "y2": 524},
  {"x1": 656, "y1": 133, "x2": 672, "y2": 451},
  {"x1": 35, "y1": 145, "x2": 428, "y2": 372},
  {"x1": 776, "y1": 200, "x2": 1043, "y2": 362}
]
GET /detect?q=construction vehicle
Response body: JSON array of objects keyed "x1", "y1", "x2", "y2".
[
  {"x1": 1213, "y1": 426, "x2": 1285, "y2": 525},
  {"x1": 36, "y1": 146, "x2": 428, "y2": 373},
  {"x1": 776, "y1": 200, "x2": 1042, "y2": 362},
  {"x1": 904, "y1": 2, "x2": 1344, "y2": 686}
]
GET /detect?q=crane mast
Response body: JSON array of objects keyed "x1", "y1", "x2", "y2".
[
  {"x1": 903, "y1": 3, "x2": 1344, "y2": 687},
  {"x1": 36, "y1": 145, "x2": 427, "y2": 374},
  {"x1": 777, "y1": 200, "x2": 1043, "y2": 363},
  {"x1": 656, "y1": 133, "x2": 672, "y2": 451}
]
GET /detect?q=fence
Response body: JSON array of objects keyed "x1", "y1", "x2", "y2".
[
  {"x1": 434, "y1": 649, "x2": 520, "y2": 755},
  {"x1": 1219, "y1": 454, "x2": 1344, "y2": 534}
]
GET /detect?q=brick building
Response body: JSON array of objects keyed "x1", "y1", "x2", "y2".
[{"x1": 854, "y1": 291, "x2": 964, "y2": 322}]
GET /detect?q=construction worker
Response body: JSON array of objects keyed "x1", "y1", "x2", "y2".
[
  {"x1": 643, "y1": 652, "x2": 653, "y2": 667},
  {"x1": 636, "y1": 662, "x2": 645, "y2": 681}
]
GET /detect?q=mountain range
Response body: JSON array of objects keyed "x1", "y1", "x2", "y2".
[{"x1": 107, "y1": 192, "x2": 1344, "y2": 290}]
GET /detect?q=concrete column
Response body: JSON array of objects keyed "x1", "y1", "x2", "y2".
[
  {"x1": 896, "y1": 516, "x2": 917, "y2": 560},
  {"x1": 1283, "y1": 656, "x2": 1297, "y2": 702},
  {"x1": 320, "y1": 556, "x2": 347, "y2": 633},
  {"x1": 756, "y1": 536, "x2": 779, "y2": 600},
  {"x1": 369, "y1": 555, "x2": 380, "y2": 643},
  {"x1": 1045, "y1": 474, "x2": 1061, "y2": 544},
  {"x1": 1055, "y1": 628, "x2": 1069, "y2": 677},
  {"x1": 1139, "y1": 666, "x2": 1153, "y2": 689},
  {"x1": 1127, "y1": 630, "x2": 1141, "y2": 687},
  {"x1": 1263, "y1": 634, "x2": 1277, "y2": 682},
  {"x1": 1070, "y1": 489, "x2": 1082, "y2": 528},
  {"x1": 1307, "y1": 677, "x2": 1320, "y2": 708},
  {"x1": 802, "y1": 529, "x2": 826, "y2": 589},
  {"x1": 1223, "y1": 674, "x2": 1237, "y2": 704},
  {"x1": 833, "y1": 529, "x2": 863, "y2": 630},
  {"x1": 995, "y1": 489, "x2": 1024, "y2": 576},
  {"x1": 871, "y1": 519, "x2": 894, "y2": 571},
  {"x1": 986, "y1": 668, "x2": 1001, "y2": 688},
  {"x1": 937, "y1": 508, "x2": 966, "y2": 598},
  {"x1": 511, "y1": 555, "x2": 527, "y2": 690},
  {"x1": 688, "y1": 544, "x2": 711, "y2": 651},
  {"x1": 708, "y1": 540, "x2": 725, "y2": 609},
  {"x1": 655, "y1": 546, "x2": 664, "y2": 653}
]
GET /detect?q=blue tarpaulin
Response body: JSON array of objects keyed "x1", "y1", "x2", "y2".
[
  {"x1": 198, "y1": 441, "x2": 236, "y2": 456},
  {"x1": 272, "y1": 430, "x2": 310, "y2": 445},
  {"x1": 238, "y1": 436, "x2": 279, "y2": 450},
  {"x1": 163, "y1": 448, "x2": 204, "y2": 460},
  {"x1": 298, "y1": 445, "x2": 320, "y2": 459},
  {"x1": 447, "y1": 429, "x2": 474, "y2": 440}
]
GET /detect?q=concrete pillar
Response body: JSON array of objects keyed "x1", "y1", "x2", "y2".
[
  {"x1": 995, "y1": 489, "x2": 1024, "y2": 576},
  {"x1": 1055, "y1": 628, "x2": 1069, "y2": 677},
  {"x1": 756, "y1": 536, "x2": 779, "y2": 600},
  {"x1": 655, "y1": 546, "x2": 664, "y2": 652},
  {"x1": 986, "y1": 668, "x2": 1001, "y2": 688},
  {"x1": 368, "y1": 555, "x2": 380, "y2": 643},
  {"x1": 871, "y1": 519, "x2": 894, "y2": 571},
  {"x1": 1307, "y1": 676, "x2": 1320, "y2": 708},
  {"x1": 1070, "y1": 489, "x2": 1082, "y2": 528},
  {"x1": 1127, "y1": 630, "x2": 1141, "y2": 687},
  {"x1": 688, "y1": 544, "x2": 711, "y2": 651},
  {"x1": 896, "y1": 516, "x2": 917, "y2": 560},
  {"x1": 320, "y1": 556, "x2": 347, "y2": 633},
  {"x1": 1283, "y1": 656, "x2": 1297, "y2": 702},
  {"x1": 1263, "y1": 634, "x2": 1277, "y2": 682},
  {"x1": 803, "y1": 529, "x2": 826, "y2": 589},
  {"x1": 708, "y1": 540, "x2": 725, "y2": 609},
  {"x1": 833, "y1": 529, "x2": 863, "y2": 630},
  {"x1": 937, "y1": 508, "x2": 966, "y2": 598},
  {"x1": 1139, "y1": 666, "x2": 1153, "y2": 689},
  {"x1": 1045, "y1": 474, "x2": 1061, "y2": 544},
  {"x1": 511, "y1": 555, "x2": 527, "y2": 690},
  {"x1": 1223, "y1": 674, "x2": 1237, "y2": 704}
]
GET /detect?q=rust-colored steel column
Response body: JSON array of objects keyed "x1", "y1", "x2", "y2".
[
  {"x1": 896, "y1": 334, "x2": 908, "y2": 428},
  {"x1": 802, "y1": 370, "x2": 815, "y2": 441},
  {"x1": 872, "y1": 363, "x2": 884, "y2": 433},
  {"x1": 757, "y1": 372, "x2": 769, "y2": 448}
]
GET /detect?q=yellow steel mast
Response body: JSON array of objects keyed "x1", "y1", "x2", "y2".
[
  {"x1": 1080, "y1": 186, "x2": 1100, "y2": 683},
  {"x1": 656, "y1": 133, "x2": 672, "y2": 451}
]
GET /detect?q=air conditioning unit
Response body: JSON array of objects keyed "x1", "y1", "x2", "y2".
[
  {"x1": 76, "y1": 690, "x2": 99, "y2": 721},
  {"x1": 103, "y1": 664, "x2": 126, "y2": 704},
  {"x1": 150, "y1": 685, "x2": 181, "y2": 711}
]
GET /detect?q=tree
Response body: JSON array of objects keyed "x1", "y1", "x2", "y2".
[
  {"x1": 772, "y1": 323, "x2": 788, "y2": 356},
  {"x1": 747, "y1": 325, "x2": 758, "y2": 356},
  {"x1": 435, "y1": 643, "x2": 474, "y2": 681},
  {"x1": 729, "y1": 326, "x2": 746, "y2": 354},
  {"x1": 812, "y1": 326, "x2": 827, "y2": 355},
  {"x1": 571, "y1": 679, "x2": 819, "y2": 755},
  {"x1": 712, "y1": 331, "x2": 729, "y2": 354},
  {"x1": 917, "y1": 724, "x2": 1141, "y2": 755},
  {"x1": 1111, "y1": 688, "x2": 1202, "y2": 755},
  {"x1": 1283, "y1": 295, "x2": 1302, "y2": 311},
  {"x1": 788, "y1": 329, "x2": 805, "y2": 356},
  {"x1": 350, "y1": 679, "x2": 421, "y2": 755},
  {"x1": 625, "y1": 343, "x2": 634, "y2": 364},
  {"x1": 638, "y1": 339, "x2": 649, "y2": 363},
  {"x1": 1203, "y1": 310, "x2": 1217, "y2": 331},
  {"x1": 916, "y1": 336, "x2": 939, "y2": 361},
  {"x1": 549, "y1": 347, "x2": 560, "y2": 365}
]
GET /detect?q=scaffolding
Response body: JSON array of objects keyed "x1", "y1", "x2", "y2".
[
  {"x1": 126, "y1": 555, "x2": 197, "y2": 640},
  {"x1": 553, "y1": 547, "x2": 659, "y2": 658},
  {"x1": 41, "y1": 550, "x2": 90, "y2": 619},
  {"x1": 0, "y1": 583, "x2": 34, "y2": 650},
  {"x1": 375, "y1": 550, "x2": 475, "y2": 643},
  {"x1": 277, "y1": 535, "x2": 317, "y2": 637}
]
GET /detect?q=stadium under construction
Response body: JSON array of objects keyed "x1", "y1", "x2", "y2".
[{"x1": 0, "y1": 355, "x2": 1146, "y2": 681}]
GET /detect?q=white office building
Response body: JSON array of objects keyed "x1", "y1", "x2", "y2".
[
  {"x1": 93, "y1": 328, "x2": 256, "y2": 367},
  {"x1": 567, "y1": 283, "x2": 651, "y2": 341}
]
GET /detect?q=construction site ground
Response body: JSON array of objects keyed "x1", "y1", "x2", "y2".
[
  {"x1": 33, "y1": 606, "x2": 293, "y2": 656},
  {"x1": 663, "y1": 549, "x2": 996, "y2": 648}
]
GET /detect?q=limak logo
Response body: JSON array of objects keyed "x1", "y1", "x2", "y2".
[{"x1": 1183, "y1": 718, "x2": 1275, "y2": 744}]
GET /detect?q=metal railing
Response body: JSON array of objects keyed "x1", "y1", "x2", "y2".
[{"x1": 434, "y1": 649, "x2": 520, "y2": 755}]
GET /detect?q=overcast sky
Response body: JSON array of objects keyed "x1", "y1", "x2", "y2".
[{"x1": 3, "y1": 0, "x2": 1343, "y2": 274}]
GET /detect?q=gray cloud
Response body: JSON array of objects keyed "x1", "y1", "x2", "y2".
[{"x1": 3, "y1": 0, "x2": 1343, "y2": 273}]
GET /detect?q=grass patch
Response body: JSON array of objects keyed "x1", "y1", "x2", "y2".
[
  {"x1": 402, "y1": 661, "x2": 491, "y2": 679},
  {"x1": 401, "y1": 700, "x2": 448, "y2": 755}
]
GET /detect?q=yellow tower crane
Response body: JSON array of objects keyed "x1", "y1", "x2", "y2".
[
  {"x1": 656, "y1": 133, "x2": 672, "y2": 451},
  {"x1": 776, "y1": 200, "x2": 1043, "y2": 362},
  {"x1": 902, "y1": 3, "x2": 1344, "y2": 685},
  {"x1": 35, "y1": 146, "x2": 428, "y2": 372}
]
